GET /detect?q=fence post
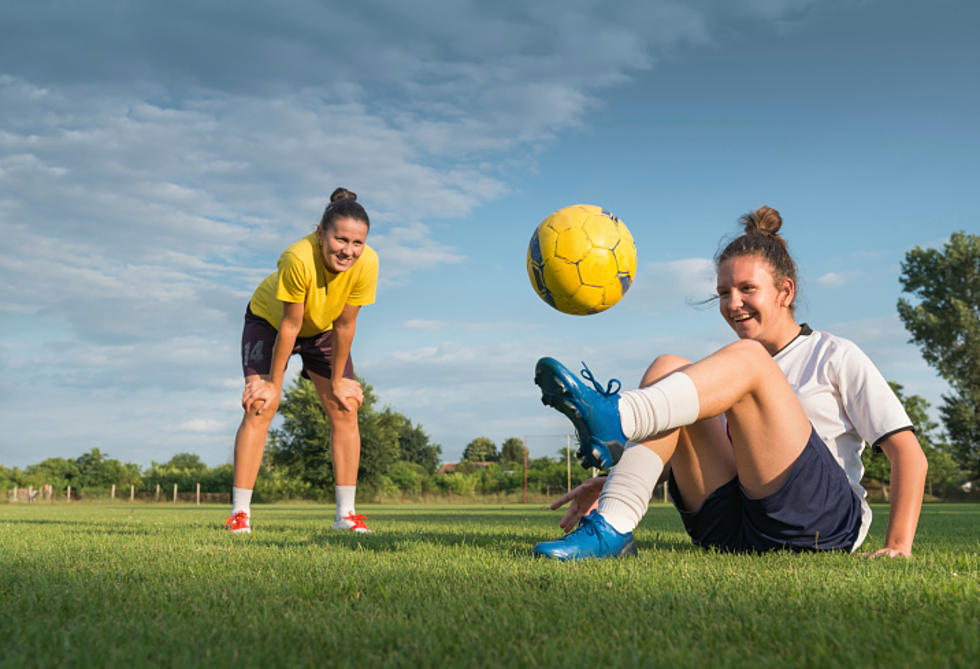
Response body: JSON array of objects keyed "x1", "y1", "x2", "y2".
[
  {"x1": 130, "y1": 485, "x2": 135, "y2": 502},
  {"x1": 111, "y1": 484, "x2": 116, "y2": 500},
  {"x1": 155, "y1": 484, "x2": 160, "y2": 501},
  {"x1": 522, "y1": 436, "x2": 528, "y2": 504},
  {"x1": 67, "y1": 486, "x2": 71, "y2": 503},
  {"x1": 173, "y1": 483, "x2": 178, "y2": 504},
  {"x1": 196, "y1": 483, "x2": 201, "y2": 506}
]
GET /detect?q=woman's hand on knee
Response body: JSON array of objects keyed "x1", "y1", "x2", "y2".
[
  {"x1": 332, "y1": 378, "x2": 364, "y2": 412},
  {"x1": 242, "y1": 379, "x2": 280, "y2": 416}
]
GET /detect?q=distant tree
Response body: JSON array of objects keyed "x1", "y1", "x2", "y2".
[
  {"x1": 863, "y1": 382, "x2": 965, "y2": 495},
  {"x1": 165, "y1": 453, "x2": 208, "y2": 474},
  {"x1": 898, "y1": 231, "x2": 980, "y2": 478},
  {"x1": 386, "y1": 461, "x2": 429, "y2": 496},
  {"x1": 268, "y1": 376, "x2": 403, "y2": 492},
  {"x1": 384, "y1": 412, "x2": 442, "y2": 474},
  {"x1": 462, "y1": 437, "x2": 498, "y2": 463},
  {"x1": 25, "y1": 457, "x2": 81, "y2": 490},
  {"x1": 0, "y1": 464, "x2": 21, "y2": 490},
  {"x1": 499, "y1": 437, "x2": 525, "y2": 465}
]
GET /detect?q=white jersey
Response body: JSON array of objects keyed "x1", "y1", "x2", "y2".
[{"x1": 773, "y1": 325, "x2": 913, "y2": 549}]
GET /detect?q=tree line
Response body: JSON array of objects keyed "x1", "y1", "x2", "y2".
[
  {"x1": 1, "y1": 375, "x2": 970, "y2": 503},
  {"x1": 0, "y1": 378, "x2": 593, "y2": 502},
  {"x1": 3, "y1": 231, "x2": 978, "y2": 501}
]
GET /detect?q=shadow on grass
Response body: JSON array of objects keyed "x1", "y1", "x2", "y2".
[
  {"x1": 2, "y1": 505, "x2": 698, "y2": 556},
  {"x1": 252, "y1": 523, "x2": 698, "y2": 559}
]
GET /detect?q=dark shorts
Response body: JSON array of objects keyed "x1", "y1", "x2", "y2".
[
  {"x1": 668, "y1": 428, "x2": 862, "y2": 553},
  {"x1": 241, "y1": 304, "x2": 354, "y2": 381}
]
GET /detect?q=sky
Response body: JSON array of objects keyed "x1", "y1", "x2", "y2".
[{"x1": 1, "y1": 0, "x2": 977, "y2": 469}]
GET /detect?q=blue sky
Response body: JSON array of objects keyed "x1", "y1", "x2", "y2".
[{"x1": 1, "y1": 0, "x2": 977, "y2": 468}]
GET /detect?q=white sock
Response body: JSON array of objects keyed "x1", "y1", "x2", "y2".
[
  {"x1": 597, "y1": 445, "x2": 664, "y2": 534},
  {"x1": 618, "y1": 371, "x2": 700, "y2": 442},
  {"x1": 232, "y1": 487, "x2": 252, "y2": 515},
  {"x1": 335, "y1": 485, "x2": 356, "y2": 521}
]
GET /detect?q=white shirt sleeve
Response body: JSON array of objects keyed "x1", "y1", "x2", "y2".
[{"x1": 832, "y1": 338, "x2": 913, "y2": 449}]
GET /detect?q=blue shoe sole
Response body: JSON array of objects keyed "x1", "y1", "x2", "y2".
[{"x1": 534, "y1": 357, "x2": 624, "y2": 469}]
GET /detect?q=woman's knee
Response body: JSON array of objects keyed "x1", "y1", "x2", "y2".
[
  {"x1": 241, "y1": 401, "x2": 278, "y2": 428},
  {"x1": 641, "y1": 354, "x2": 693, "y2": 387},
  {"x1": 722, "y1": 339, "x2": 783, "y2": 378},
  {"x1": 324, "y1": 404, "x2": 359, "y2": 429}
]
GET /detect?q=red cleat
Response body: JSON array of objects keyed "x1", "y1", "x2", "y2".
[
  {"x1": 332, "y1": 511, "x2": 372, "y2": 533},
  {"x1": 224, "y1": 510, "x2": 251, "y2": 534}
]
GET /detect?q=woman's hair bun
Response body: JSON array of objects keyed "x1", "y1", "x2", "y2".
[
  {"x1": 330, "y1": 187, "x2": 357, "y2": 202},
  {"x1": 738, "y1": 205, "x2": 782, "y2": 236}
]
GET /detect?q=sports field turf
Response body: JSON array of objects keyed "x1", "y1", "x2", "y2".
[{"x1": 1, "y1": 502, "x2": 977, "y2": 667}]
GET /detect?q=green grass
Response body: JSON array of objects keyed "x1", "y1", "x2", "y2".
[{"x1": 1, "y1": 503, "x2": 977, "y2": 668}]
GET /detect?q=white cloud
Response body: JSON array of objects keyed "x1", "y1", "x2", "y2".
[
  {"x1": 401, "y1": 319, "x2": 542, "y2": 332},
  {"x1": 628, "y1": 257, "x2": 717, "y2": 313},
  {"x1": 177, "y1": 418, "x2": 226, "y2": 434},
  {"x1": 369, "y1": 222, "x2": 468, "y2": 281},
  {"x1": 817, "y1": 271, "x2": 847, "y2": 287},
  {"x1": 0, "y1": 0, "x2": 914, "y2": 469}
]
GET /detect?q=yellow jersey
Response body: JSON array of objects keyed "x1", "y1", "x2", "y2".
[{"x1": 249, "y1": 232, "x2": 378, "y2": 337}]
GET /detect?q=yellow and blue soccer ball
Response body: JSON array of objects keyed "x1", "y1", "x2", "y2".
[{"x1": 526, "y1": 204, "x2": 637, "y2": 315}]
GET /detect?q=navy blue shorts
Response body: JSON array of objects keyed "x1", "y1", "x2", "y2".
[
  {"x1": 668, "y1": 429, "x2": 862, "y2": 553},
  {"x1": 240, "y1": 304, "x2": 354, "y2": 381}
]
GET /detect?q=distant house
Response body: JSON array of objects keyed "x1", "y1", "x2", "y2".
[{"x1": 438, "y1": 462, "x2": 495, "y2": 474}]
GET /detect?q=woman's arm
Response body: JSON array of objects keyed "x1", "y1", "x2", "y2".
[
  {"x1": 869, "y1": 429, "x2": 928, "y2": 558},
  {"x1": 243, "y1": 301, "x2": 304, "y2": 414},
  {"x1": 329, "y1": 303, "x2": 363, "y2": 412}
]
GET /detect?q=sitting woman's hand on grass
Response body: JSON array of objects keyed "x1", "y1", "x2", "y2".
[{"x1": 550, "y1": 476, "x2": 606, "y2": 533}]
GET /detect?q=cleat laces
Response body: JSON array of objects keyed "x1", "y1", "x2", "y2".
[
  {"x1": 579, "y1": 362, "x2": 621, "y2": 397},
  {"x1": 567, "y1": 514, "x2": 600, "y2": 541}
]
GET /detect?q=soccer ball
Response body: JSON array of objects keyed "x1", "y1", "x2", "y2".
[{"x1": 526, "y1": 204, "x2": 637, "y2": 315}]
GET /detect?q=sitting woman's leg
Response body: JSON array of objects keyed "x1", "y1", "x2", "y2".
[
  {"x1": 598, "y1": 354, "x2": 733, "y2": 533},
  {"x1": 619, "y1": 338, "x2": 810, "y2": 499}
]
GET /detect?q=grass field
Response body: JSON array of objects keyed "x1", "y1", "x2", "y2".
[{"x1": 1, "y1": 502, "x2": 977, "y2": 668}]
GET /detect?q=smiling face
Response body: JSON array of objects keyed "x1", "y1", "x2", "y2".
[
  {"x1": 717, "y1": 254, "x2": 799, "y2": 353},
  {"x1": 317, "y1": 216, "x2": 369, "y2": 273}
]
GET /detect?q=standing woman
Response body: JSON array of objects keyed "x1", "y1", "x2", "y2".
[
  {"x1": 225, "y1": 187, "x2": 379, "y2": 534},
  {"x1": 533, "y1": 206, "x2": 927, "y2": 559}
]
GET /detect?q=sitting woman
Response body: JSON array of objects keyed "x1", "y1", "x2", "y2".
[{"x1": 532, "y1": 206, "x2": 927, "y2": 559}]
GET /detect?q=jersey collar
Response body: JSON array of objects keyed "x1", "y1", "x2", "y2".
[{"x1": 773, "y1": 323, "x2": 813, "y2": 357}]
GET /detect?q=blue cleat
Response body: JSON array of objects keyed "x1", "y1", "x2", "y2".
[
  {"x1": 534, "y1": 357, "x2": 627, "y2": 469},
  {"x1": 532, "y1": 510, "x2": 637, "y2": 561}
]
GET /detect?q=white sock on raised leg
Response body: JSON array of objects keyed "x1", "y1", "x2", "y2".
[
  {"x1": 618, "y1": 372, "x2": 700, "y2": 442},
  {"x1": 597, "y1": 445, "x2": 664, "y2": 534}
]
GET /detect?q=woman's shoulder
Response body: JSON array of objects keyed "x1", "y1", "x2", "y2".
[
  {"x1": 810, "y1": 328, "x2": 863, "y2": 353},
  {"x1": 276, "y1": 233, "x2": 319, "y2": 268},
  {"x1": 806, "y1": 328, "x2": 879, "y2": 373},
  {"x1": 283, "y1": 232, "x2": 319, "y2": 256}
]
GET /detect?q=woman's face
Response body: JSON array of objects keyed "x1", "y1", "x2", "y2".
[
  {"x1": 318, "y1": 216, "x2": 368, "y2": 273},
  {"x1": 717, "y1": 254, "x2": 795, "y2": 348}
]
